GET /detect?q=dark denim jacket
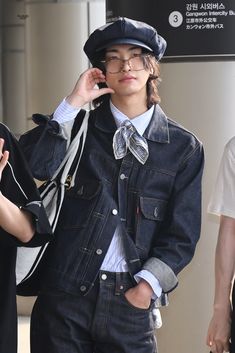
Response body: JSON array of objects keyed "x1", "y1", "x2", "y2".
[{"x1": 20, "y1": 103, "x2": 204, "y2": 297}]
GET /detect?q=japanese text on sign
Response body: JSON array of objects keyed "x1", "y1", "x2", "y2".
[{"x1": 184, "y1": 2, "x2": 235, "y2": 30}]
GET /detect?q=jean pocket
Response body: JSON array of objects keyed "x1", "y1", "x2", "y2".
[{"x1": 121, "y1": 292, "x2": 153, "y2": 312}]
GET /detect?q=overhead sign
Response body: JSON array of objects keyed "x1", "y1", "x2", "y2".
[{"x1": 106, "y1": 0, "x2": 235, "y2": 59}]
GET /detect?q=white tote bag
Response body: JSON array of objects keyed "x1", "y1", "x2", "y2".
[{"x1": 16, "y1": 111, "x2": 89, "y2": 287}]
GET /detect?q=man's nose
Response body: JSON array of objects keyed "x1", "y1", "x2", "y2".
[{"x1": 121, "y1": 59, "x2": 131, "y2": 72}]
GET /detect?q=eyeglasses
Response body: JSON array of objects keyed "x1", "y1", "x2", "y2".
[{"x1": 101, "y1": 53, "x2": 150, "y2": 74}]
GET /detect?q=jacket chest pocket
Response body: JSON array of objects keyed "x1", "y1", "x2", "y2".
[
  {"x1": 60, "y1": 179, "x2": 101, "y2": 230},
  {"x1": 140, "y1": 197, "x2": 167, "y2": 221},
  {"x1": 135, "y1": 196, "x2": 167, "y2": 251}
]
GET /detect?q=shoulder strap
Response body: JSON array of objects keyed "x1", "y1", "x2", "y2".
[
  {"x1": 51, "y1": 110, "x2": 90, "y2": 189},
  {"x1": 70, "y1": 109, "x2": 87, "y2": 142}
]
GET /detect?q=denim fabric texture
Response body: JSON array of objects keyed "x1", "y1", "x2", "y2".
[
  {"x1": 20, "y1": 102, "x2": 204, "y2": 298},
  {"x1": 31, "y1": 271, "x2": 157, "y2": 353}
]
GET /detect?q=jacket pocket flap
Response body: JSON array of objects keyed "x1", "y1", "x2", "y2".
[
  {"x1": 140, "y1": 197, "x2": 167, "y2": 221},
  {"x1": 66, "y1": 180, "x2": 101, "y2": 200}
]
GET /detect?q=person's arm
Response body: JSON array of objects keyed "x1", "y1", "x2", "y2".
[
  {"x1": 142, "y1": 139, "x2": 204, "y2": 293},
  {"x1": 207, "y1": 215, "x2": 235, "y2": 353},
  {"x1": 0, "y1": 138, "x2": 35, "y2": 242},
  {"x1": 19, "y1": 68, "x2": 114, "y2": 181},
  {"x1": 125, "y1": 138, "x2": 204, "y2": 308},
  {"x1": 53, "y1": 68, "x2": 115, "y2": 123}
]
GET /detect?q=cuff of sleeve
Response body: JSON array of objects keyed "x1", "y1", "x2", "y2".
[
  {"x1": 53, "y1": 98, "x2": 80, "y2": 124},
  {"x1": 32, "y1": 114, "x2": 61, "y2": 136},
  {"x1": 20, "y1": 201, "x2": 52, "y2": 246},
  {"x1": 134, "y1": 270, "x2": 162, "y2": 299},
  {"x1": 142, "y1": 257, "x2": 178, "y2": 293}
]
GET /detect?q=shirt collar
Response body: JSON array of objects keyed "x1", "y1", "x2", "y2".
[
  {"x1": 94, "y1": 101, "x2": 170, "y2": 144},
  {"x1": 110, "y1": 101, "x2": 154, "y2": 136}
]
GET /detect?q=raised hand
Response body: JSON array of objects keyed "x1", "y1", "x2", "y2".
[{"x1": 66, "y1": 68, "x2": 115, "y2": 108}]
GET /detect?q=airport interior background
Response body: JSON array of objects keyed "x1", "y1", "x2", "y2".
[{"x1": 1, "y1": 1, "x2": 235, "y2": 352}]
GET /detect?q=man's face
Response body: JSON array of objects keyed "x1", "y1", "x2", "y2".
[{"x1": 103, "y1": 44, "x2": 151, "y2": 99}]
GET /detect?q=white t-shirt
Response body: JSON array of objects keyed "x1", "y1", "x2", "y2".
[{"x1": 208, "y1": 136, "x2": 235, "y2": 218}]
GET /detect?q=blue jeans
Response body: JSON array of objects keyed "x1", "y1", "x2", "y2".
[{"x1": 31, "y1": 271, "x2": 157, "y2": 353}]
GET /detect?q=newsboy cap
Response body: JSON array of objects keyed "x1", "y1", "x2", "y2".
[{"x1": 84, "y1": 17, "x2": 167, "y2": 63}]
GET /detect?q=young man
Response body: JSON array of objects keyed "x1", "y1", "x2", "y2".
[
  {"x1": 207, "y1": 138, "x2": 235, "y2": 353},
  {"x1": 22, "y1": 17, "x2": 204, "y2": 353},
  {"x1": 0, "y1": 124, "x2": 52, "y2": 353}
]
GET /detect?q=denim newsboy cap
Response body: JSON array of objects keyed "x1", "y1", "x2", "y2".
[{"x1": 83, "y1": 17, "x2": 167, "y2": 63}]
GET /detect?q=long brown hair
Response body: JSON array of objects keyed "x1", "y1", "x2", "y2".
[{"x1": 92, "y1": 51, "x2": 161, "y2": 109}]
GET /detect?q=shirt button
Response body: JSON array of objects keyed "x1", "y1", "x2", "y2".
[
  {"x1": 80, "y1": 285, "x2": 86, "y2": 292},
  {"x1": 120, "y1": 173, "x2": 126, "y2": 180},
  {"x1": 96, "y1": 249, "x2": 103, "y2": 255},
  {"x1": 112, "y1": 209, "x2": 118, "y2": 215},
  {"x1": 101, "y1": 274, "x2": 107, "y2": 280}
]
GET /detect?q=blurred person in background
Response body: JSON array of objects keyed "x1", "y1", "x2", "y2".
[
  {"x1": 207, "y1": 138, "x2": 235, "y2": 353},
  {"x1": 0, "y1": 123, "x2": 52, "y2": 353}
]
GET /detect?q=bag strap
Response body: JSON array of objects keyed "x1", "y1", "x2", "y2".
[
  {"x1": 51, "y1": 109, "x2": 89, "y2": 182},
  {"x1": 43, "y1": 110, "x2": 90, "y2": 229},
  {"x1": 70, "y1": 109, "x2": 87, "y2": 141}
]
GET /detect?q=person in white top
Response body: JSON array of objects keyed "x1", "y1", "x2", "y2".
[{"x1": 207, "y1": 137, "x2": 235, "y2": 353}]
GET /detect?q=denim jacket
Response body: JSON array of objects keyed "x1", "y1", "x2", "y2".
[{"x1": 20, "y1": 102, "x2": 204, "y2": 297}]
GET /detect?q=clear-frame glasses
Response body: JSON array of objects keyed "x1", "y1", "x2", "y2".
[{"x1": 101, "y1": 53, "x2": 150, "y2": 74}]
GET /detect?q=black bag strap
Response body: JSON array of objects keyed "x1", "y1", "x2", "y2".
[
  {"x1": 70, "y1": 108, "x2": 87, "y2": 141},
  {"x1": 63, "y1": 109, "x2": 88, "y2": 189}
]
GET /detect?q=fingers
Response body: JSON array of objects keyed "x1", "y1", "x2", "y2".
[
  {"x1": 0, "y1": 138, "x2": 4, "y2": 154},
  {"x1": 206, "y1": 314, "x2": 231, "y2": 353},
  {"x1": 1, "y1": 150, "x2": 9, "y2": 166},
  {"x1": 89, "y1": 67, "x2": 106, "y2": 83},
  {"x1": 0, "y1": 139, "x2": 9, "y2": 180},
  {"x1": 208, "y1": 340, "x2": 230, "y2": 353},
  {"x1": 95, "y1": 87, "x2": 115, "y2": 97},
  {"x1": 68, "y1": 67, "x2": 114, "y2": 107},
  {"x1": 0, "y1": 138, "x2": 9, "y2": 163},
  {"x1": 206, "y1": 334, "x2": 220, "y2": 353},
  {"x1": 80, "y1": 67, "x2": 106, "y2": 86}
]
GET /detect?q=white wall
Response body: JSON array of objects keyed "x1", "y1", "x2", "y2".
[
  {"x1": 25, "y1": 2, "x2": 89, "y2": 123},
  {"x1": 1, "y1": 0, "x2": 106, "y2": 132},
  {"x1": 1, "y1": 0, "x2": 27, "y2": 132},
  {"x1": 156, "y1": 61, "x2": 235, "y2": 353}
]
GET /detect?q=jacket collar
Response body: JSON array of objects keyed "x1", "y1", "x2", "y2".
[
  {"x1": 143, "y1": 104, "x2": 169, "y2": 143},
  {"x1": 94, "y1": 102, "x2": 169, "y2": 144}
]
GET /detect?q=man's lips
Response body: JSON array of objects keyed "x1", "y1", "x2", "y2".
[{"x1": 119, "y1": 75, "x2": 136, "y2": 82}]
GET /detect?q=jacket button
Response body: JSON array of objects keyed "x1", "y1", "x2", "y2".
[
  {"x1": 112, "y1": 209, "x2": 118, "y2": 215},
  {"x1": 120, "y1": 173, "x2": 126, "y2": 180},
  {"x1": 96, "y1": 249, "x2": 103, "y2": 255},
  {"x1": 80, "y1": 285, "x2": 86, "y2": 292},
  {"x1": 101, "y1": 274, "x2": 107, "y2": 280}
]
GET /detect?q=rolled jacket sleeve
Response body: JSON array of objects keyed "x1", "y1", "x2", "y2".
[
  {"x1": 19, "y1": 115, "x2": 67, "y2": 181},
  {"x1": 19, "y1": 104, "x2": 85, "y2": 181},
  {"x1": 0, "y1": 123, "x2": 52, "y2": 247},
  {"x1": 143, "y1": 140, "x2": 204, "y2": 293}
]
